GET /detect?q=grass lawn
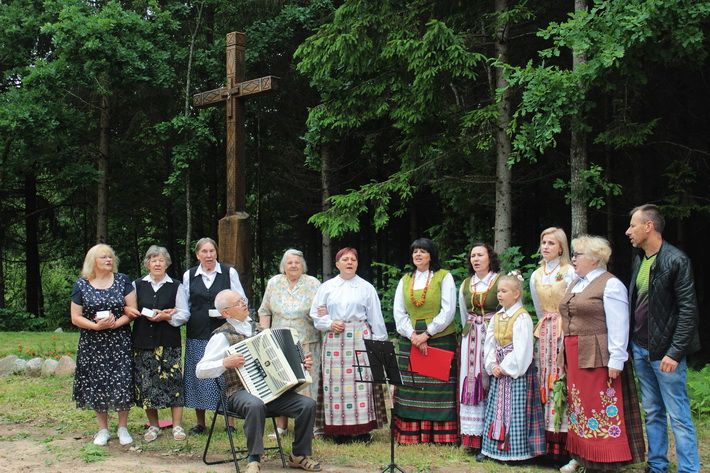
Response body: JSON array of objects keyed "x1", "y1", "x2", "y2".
[{"x1": 1, "y1": 331, "x2": 707, "y2": 472}]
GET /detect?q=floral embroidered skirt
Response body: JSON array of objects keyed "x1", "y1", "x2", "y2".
[
  {"x1": 134, "y1": 346, "x2": 184, "y2": 409},
  {"x1": 564, "y1": 336, "x2": 632, "y2": 465}
]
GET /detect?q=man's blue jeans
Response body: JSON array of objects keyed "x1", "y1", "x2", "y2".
[{"x1": 631, "y1": 342, "x2": 700, "y2": 473}]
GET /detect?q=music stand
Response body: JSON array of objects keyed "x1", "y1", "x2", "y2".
[{"x1": 354, "y1": 340, "x2": 417, "y2": 473}]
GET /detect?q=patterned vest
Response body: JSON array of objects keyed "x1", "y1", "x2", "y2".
[
  {"x1": 532, "y1": 266, "x2": 571, "y2": 313},
  {"x1": 461, "y1": 274, "x2": 500, "y2": 335},
  {"x1": 492, "y1": 307, "x2": 527, "y2": 347},
  {"x1": 401, "y1": 269, "x2": 456, "y2": 338},
  {"x1": 559, "y1": 272, "x2": 614, "y2": 369},
  {"x1": 212, "y1": 322, "x2": 258, "y2": 400}
]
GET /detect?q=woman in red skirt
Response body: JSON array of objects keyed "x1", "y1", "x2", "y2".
[{"x1": 559, "y1": 235, "x2": 645, "y2": 472}]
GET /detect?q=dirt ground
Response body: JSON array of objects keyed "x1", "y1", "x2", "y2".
[{"x1": 0, "y1": 422, "x2": 475, "y2": 473}]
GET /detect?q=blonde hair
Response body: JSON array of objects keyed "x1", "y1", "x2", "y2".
[
  {"x1": 571, "y1": 235, "x2": 612, "y2": 268},
  {"x1": 81, "y1": 244, "x2": 118, "y2": 279},
  {"x1": 279, "y1": 249, "x2": 307, "y2": 274},
  {"x1": 538, "y1": 227, "x2": 571, "y2": 266},
  {"x1": 498, "y1": 271, "x2": 524, "y2": 302}
]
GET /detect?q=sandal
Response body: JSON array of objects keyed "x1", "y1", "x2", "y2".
[
  {"x1": 172, "y1": 425, "x2": 186, "y2": 441},
  {"x1": 143, "y1": 425, "x2": 160, "y2": 443},
  {"x1": 288, "y1": 454, "x2": 321, "y2": 471}
]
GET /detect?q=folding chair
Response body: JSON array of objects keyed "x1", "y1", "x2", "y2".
[{"x1": 203, "y1": 378, "x2": 287, "y2": 473}]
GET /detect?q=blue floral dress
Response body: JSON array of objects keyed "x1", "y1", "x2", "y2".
[{"x1": 71, "y1": 273, "x2": 135, "y2": 412}]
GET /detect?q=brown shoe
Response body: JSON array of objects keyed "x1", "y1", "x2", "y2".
[
  {"x1": 244, "y1": 461, "x2": 261, "y2": 473},
  {"x1": 288, "y1": 454, "x2": 321, "y2": 471}
]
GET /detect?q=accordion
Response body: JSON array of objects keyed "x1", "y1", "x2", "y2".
[{"x1": 226, "y1": 328, "x2": 312, "y2": 404}]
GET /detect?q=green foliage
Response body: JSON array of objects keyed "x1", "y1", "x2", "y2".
[
  {"x1": 78, "y1": 444, "x2": 108, "y2": 463},
  {"x1": 553, "y1": 164, "x2": 622, "y2": 209},
  {"x1": 0, "y1": 308, "x2": 48, "y2": 331},
  {"x1": 687, "y1": 365, "x2": 710, "y2": 421}
]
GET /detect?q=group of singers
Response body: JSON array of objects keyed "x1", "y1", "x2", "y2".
[{"x1": 69, "y1": 204, "x2": 700, "y2": 473}]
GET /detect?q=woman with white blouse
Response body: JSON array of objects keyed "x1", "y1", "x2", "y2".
[
  {"x1": 309, "y1": 247, "x2": 387, "y2": 443},
  {"x1": 392, "y1": 237, "x2": 459, "y2": 444},
  {"x1": 529, "y1": 227, "x2": 575, "y2": 462}
]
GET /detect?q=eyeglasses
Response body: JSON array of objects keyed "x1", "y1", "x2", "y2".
[
  {"x1": 571, "y1": 252, "x2": 585, "y2": 259},
  {"x1": 224, "y1": 301, "x2": 247, "y2": 311}
]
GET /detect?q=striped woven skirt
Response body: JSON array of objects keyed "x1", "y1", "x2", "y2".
[
  {"x1": 481, "y1": 364, "x2": 546, "y2": 461},
  {"x1": 319, "y1": 320, "x2": 386, "y2": 436},
  {"x1": 393, "y1": 332, "x2": 459, "y2": 444}
]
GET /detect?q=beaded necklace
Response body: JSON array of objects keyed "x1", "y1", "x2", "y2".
[{"x1": 409, "y1": 270, "x2": 432, "y2": 307}]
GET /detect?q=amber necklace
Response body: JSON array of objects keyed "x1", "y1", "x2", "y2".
[
  {"x1": 543, "y1": 260, "x2": 561, "y2": 276},
  {"x1": 409, "y1": 270, "x2": 432, "y2": 307}
]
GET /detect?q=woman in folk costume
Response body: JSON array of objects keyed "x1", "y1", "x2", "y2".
[
  {"x1": 309, "y1": 247, "x2": 388, "y2": 442},
  {"x1": 529, "y1": 227, "x2": 575, "y2": 464},
  {"x1": 458, "y1": 242, "x2": 501, "y2": 458},
  {"x1": 481, "y1": 272, "x2": 546, "y2": 461},
  {"x1": 392, "y1": 238, "x2": 458, "y2": 444},
  {"x1": 560, "y1": 235, "x2": 645, "y2": 472}
]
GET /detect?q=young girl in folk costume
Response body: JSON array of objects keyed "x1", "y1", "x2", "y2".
[
  {"x1": 529, "y1": 227, "x2": 576, "y2": 465},
  {"x1": 458, "y1": 243, "x2": 500, "y2": 456},
  {"x1": 481, "y1": 272, "x2": 546, "y2": 461}
]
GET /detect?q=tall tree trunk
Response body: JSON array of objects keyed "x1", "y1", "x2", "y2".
[
  {"x1": 25, "y1": 170, "x2": 42, "y2": 315},
  {"x1": 96, "y1": 94, "x2": 109, "y2": 243},
  {"x1": 321, "y1": 144, "x2": 333, "y2": 279},
  {"x1": 493, "y1": 0, "x2": 512, "y2": 254},
  {"x1": 0, "y1": 228, "x2": 4, "y2": 309},
  {"x1": 183, "y1": 1, "x2": 204, "y2": 268},
  {"x1": 570, "y1": 0, "x2": 589, "y2": 237}
]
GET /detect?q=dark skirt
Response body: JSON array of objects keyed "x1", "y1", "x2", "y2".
[
  {"x1": 183, "y1": 338, "x2": 220, "y2": 410},
  {"x1": 134, "y1": 346, "x2": 185, "y2": 409}
]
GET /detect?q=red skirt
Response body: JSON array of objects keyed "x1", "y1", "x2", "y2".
[{"x1": 564, "y1": 336, "x2": 631, "y2": 464}]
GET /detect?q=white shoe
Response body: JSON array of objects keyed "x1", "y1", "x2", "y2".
[
  {"x1": 93, "y1": 428, "x2": 110, "y2": 446},
  {"x1": 560, "y1": 458, "x2": 580, "y2": 473},
  {"x1": 117, "y1": 427, "x2": 133, "y2": 445},
  {"x1": 268, "y1": 427, "x2": 288, "y2": 440},
  {"x1": 143, "y1": 425, "x2": 161, "y2": 443}
]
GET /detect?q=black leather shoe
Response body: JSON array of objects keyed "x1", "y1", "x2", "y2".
[
  {"x1": 225, "y1": 425, "x2": 237, "y2": 435},
  {"x1": 189, "y1": 424, "x2": 206, "y2": 435}
]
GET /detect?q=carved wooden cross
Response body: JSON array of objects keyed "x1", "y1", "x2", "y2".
[
  {"x1": 193, "y1": 31, "x2": 278, "y2": 214},
  {"x1": 192, "y1": 32, "x2": 278, "y2": 294}
]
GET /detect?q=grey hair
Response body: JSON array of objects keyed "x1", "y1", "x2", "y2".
[
  {"x1": 143, "y1": 245, "x2": 172, "y2": 269},
  {"x1": 279, "y1": 248, "x2": 307, "y2": 274},
  {"x1": 214, "y1": 289, "x2": 244, "y2": 312},
  {"x1": 194, "y1": 237, "x2": 218, "y2": 254}
]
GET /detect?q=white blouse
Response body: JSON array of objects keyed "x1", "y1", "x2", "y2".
[
  {"x1": 393, "y1": 270, "x2": 456, "y2": 338},
  {"x1": 483, "y1": 301, "x2": 534, "y2": 379},
  {"x1": 309, "y1": 275, "x2": 387, "y2": 341},
  {"x1": 571, "y1": 267, "x2": 629, "y2": 371}
]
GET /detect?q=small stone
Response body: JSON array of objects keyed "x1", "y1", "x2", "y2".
[
  {"x1": 26, "y1": 357, "x2": 44, "y2": 377},
  {"x1": 54, "y1": 356, "x2": 76, "y2": 376},
  {"x1": 13, "y1": 358, "x2": 27, "y2": 374},
  {"x1": 0, "y1": 355, "x2": 19, "y2": 376},
  {"x1": 54, "y1": 327, "x2": 64, "y2": 333},
  {"x1": 42, "y1": 358, "x2": 59, "y2": 376}
]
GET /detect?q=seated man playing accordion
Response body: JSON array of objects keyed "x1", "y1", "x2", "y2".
[{"x1": 196, "y1": 289, "x2": 322, "y2": 473}]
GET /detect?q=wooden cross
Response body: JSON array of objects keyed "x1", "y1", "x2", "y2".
[
  {"x1": 192, "y1": 32, "x2": 278, "y2": 294},
  {"x1": 193, "y1": 31, "x2": 279, "y2": 214}
]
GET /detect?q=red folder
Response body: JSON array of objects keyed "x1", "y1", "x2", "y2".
[{"x1": 409, "y1": 345, "x2": 454, "y2": 382}]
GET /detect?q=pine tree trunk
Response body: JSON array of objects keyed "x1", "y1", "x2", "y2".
[
  {"x1": 25, "y1": 170, "x2": 42, "y2": 315},
  {"x1": 96, "y1": 94, "x2": 109, "y2": 243},
  {"x1": 570, "y1": 0, "x2": 588, "y2": 237},
  {"x1": 493, "y1": 0, "x2": 512, "y2": 254},
  {"x1": 321, "y1": 144, "x2": 332, "y2": 279}
]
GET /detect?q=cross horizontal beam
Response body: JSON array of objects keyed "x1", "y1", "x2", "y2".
[{"x1": 192, "y1": 76, "x2": 279, "y2": 108}]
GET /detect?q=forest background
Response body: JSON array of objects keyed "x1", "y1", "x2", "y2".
[{"x1": 1, "y1": 0, "x2": 709, "y2": 364}]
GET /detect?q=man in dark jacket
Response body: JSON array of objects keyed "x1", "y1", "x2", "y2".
[{"x1": 626, "y1": 204, "x2": 700, "y2": 473}]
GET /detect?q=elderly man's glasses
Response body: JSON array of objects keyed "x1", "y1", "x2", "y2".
[
  {"x1": 224, "y1": 300, "x2": 247, "y2": 310},
  {"x1": 571, "y1": 252, "x2": 585, "y2": 259}
]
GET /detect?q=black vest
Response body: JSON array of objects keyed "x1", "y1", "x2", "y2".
[
  {"x1": 187, "y1": 263, "x2": 231, "y2": 340},
  {"x1": 132, "y1": 279, "x2": 182, "y2": 349}
]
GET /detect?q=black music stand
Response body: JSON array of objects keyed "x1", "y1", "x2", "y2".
[{"x1": 354, "y1": 340, "x2": 417, "y2": 473}]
